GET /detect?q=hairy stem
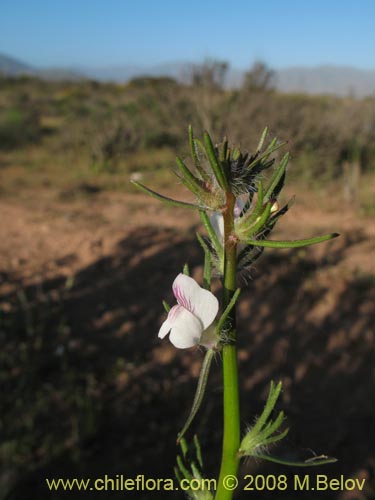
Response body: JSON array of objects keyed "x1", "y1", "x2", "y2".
[{"x1": 215, "y1": 192, "x2": 240, "y2": 500}]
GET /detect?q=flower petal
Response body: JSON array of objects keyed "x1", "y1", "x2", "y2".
[
  {"x1": 234, "y1": 196, "x2": 247, "y2": 217},
  {"x1": 172, "y1": 274, "x2": 219, "y2": 330},
  {"x1": 169, "y1": 307, "x2": 204, "y2": 349},
  {"x1": 158, "y1": 304, "x2": 203, "y2": 348},
  {"x1": 210, "y1": 211, "x2": 224, "y2": 243}
]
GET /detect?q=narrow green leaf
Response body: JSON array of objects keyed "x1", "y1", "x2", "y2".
[
  {"x1": 246, "y1": 140, "x2": 287, "y2": 172},
  {"x1": 242, "y1": 201, "x2": 272, "y2": 237},
  {"x1": 180, "y1": 438, "x2": 189, "y2": 459},
  {"x1": 232, "y1": 147, "x2": 241, "y2": 161},
  {"x1": 176, "y1": 156, "x2": 207, "y2": 198},
  {"x1": 245, "y1": 233, "x2": 340, "y2": 249},
  {"x1": 204, "y1": 132, "x2": 228, "y2": 190},
  {"x1": 257, "y1": 411, "x2": 285, "y2": 441},
  {"x1": 174, "y1": 466, "x2": 183, "y2": 484},
  {"x1": 264, "y1": 153, "x2": 289, "y2": 202},
  {"x1": 191, "y1": 461, "x2": 202, "y2": 480},
  {"x1": 196, "y1": 233, "x2": 212, "y2": 290},
  {"x1": 219, "y1": 137, "x2": 231, "y2": 179},
  {"x1": 251, "y1": 381, "x2": 282, "y2": 434},
  {"x1": 177, "y1": 349, "x2": 215, "y2": 442},
  {"x1": 261, "y1": 427, "x2": 289, "y2": 447},
  {"x1": 189, "y1": 125, "x2": 200, "y2": 167},
  {"x1": 189, "y1": 126, "x2": 210, "y2": 182},
  {"x1": 256, "y1": 127, "x2": 269, "y2": 152},
  {"x1": 199, "y1": 210, "x2": 224, "y2": 262},
  {"x1": 253, "y1": 453, "x2": 338, "y2": 467},
  {"x1": 238, "y1": 181, "x2": 264, "y2": 228},
  {"x1": 194, "y1": 435, "x2": 204, "y2": 469},
  {"x1": 183, "y1": 263, "x2": 190, "y2": 276},
  {"x1": 216, "y1": 288, "x2": 241, "y2": 336},
  {"x1": 131, "y1": 181, "x2": 205, "y2": 210},
  {"x1": 176, "y1": 455, "x2": 193, "y2": 480},
  {"x1": 220, "y1": 137, "x2": 228, "y2": 162}
]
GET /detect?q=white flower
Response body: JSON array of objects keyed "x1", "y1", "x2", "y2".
[{"x1": 158, "y1": 274, "x2": 219, "y2": 349}]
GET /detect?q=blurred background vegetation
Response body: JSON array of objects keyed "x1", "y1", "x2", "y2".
[
  {"x1": 0, "y1": 67, "x2": 374, "y2": 499},
  {"x1": 0, "y1": 62, "x2": 374, "y2": 195}
]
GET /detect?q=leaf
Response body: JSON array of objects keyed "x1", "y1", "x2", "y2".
[
  {"x1": 177, "y1": 349, "x2": 215, "y2": 442},
  {"x1": 131, "y1": 181, "x2": 206, "y2": 210},
  {"x1": 245, "y1": 233, "x2": 340, "y2": 249},
  {"x1": 242, "y1": 201, "x2": 272, "y2": 237},
  {"x1": 196, "y1": 233, "x2": 212, "y2": 290},
  {"x1": 199, "y1": 210, "x2": 224, "y2": 262},
  {"x1": 253, "y1": 453, "x2": 338, "y2": 467},
  {"x1": 194, "y1": 435, "x2": 204, "y2": 469},
  {"x1": 216, "y1": 288, "x2": 241, "y2": 336},
  {"x1": 256, "y1": 127, "x2": 269, "y2": 152},
  {"x1": 204, "y1": 132, "x2": 228, "y2": 190},
  {"x1": 251, "y1": 381, "x2": 282, "y2": 435},
  {"x1": 246, "y1": 140, "x2": 287, "y2": 173},
  {"x1": 176, "y1": 156, "x2": 207, "y2": 198},
  {"x1": 264, "y1": 153, "x2": 289, "y2": 201},
  {"x1": 261, "y1": 427, "x2": 289, "y2": 447},
  {"x1": 188, "y1": 125, "x2": 200, "y2": 167}
]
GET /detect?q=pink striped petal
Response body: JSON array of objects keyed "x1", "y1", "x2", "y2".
[
  {"x1": 158, "y1": 304, "x2": 203, "y2": 348},
  {"x1": 172, "y1": 274, "x2": 218, "y2": 330}
]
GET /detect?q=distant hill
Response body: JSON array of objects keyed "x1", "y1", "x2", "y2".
[
  {"x1": 275, "y1": 66, "x2": 375, "y2": 98},
  {"x1": 1, "y1": 53, "x2": 374, "y2": 97},
  {"x1": 0, "y1": 53, "x2": 34, "y2": 76},
  {"x1": 0, "y1": 53, "x2": 84, "y2": 81},
  {"x1": 74, "y1": 63, "x2": 375, "y2": 97}
]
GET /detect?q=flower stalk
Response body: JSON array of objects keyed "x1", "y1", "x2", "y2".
[
  {"x1": 131, "y1": 126, "x2": 339, "y2": 500},
  {"x1": 216, "y1": 191, "x2": 241, "y2": 500}
]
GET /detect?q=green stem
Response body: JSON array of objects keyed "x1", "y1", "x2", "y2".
[{"x1": 215, "y1": 193, "x2": 240, "y2": 500}]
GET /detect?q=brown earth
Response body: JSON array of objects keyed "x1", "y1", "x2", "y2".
[{"x1": 1, "y1": 186, "x2": 374, "y2": 499}]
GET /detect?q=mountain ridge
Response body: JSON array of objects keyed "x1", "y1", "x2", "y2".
[{"x1": 1, "y1": 53, "x2": 374, "y2": 97}]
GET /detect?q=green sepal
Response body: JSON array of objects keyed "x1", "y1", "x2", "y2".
[
  {"x1": 162, "y1": 300, "x2": 170, "y2": 313},
  {"x1": 183, "y1": 263, "x2": 190, "y2": 276},
  {"x1": 131, "y1": 181, "x2": 206, "y2": 210},
  {"x1": 245, "y1": 233, "x2": 340, "y2": 249},
  {"x1": 203, "y1": 132, "x2": 228, "y2": 190},
  {"x1": 177, "y1": 349, "x2": 215, "y2": 443}
]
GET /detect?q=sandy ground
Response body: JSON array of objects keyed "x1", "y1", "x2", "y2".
[{"x1": 1, "y1": 187, "x2": 374, "y2": 499}]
